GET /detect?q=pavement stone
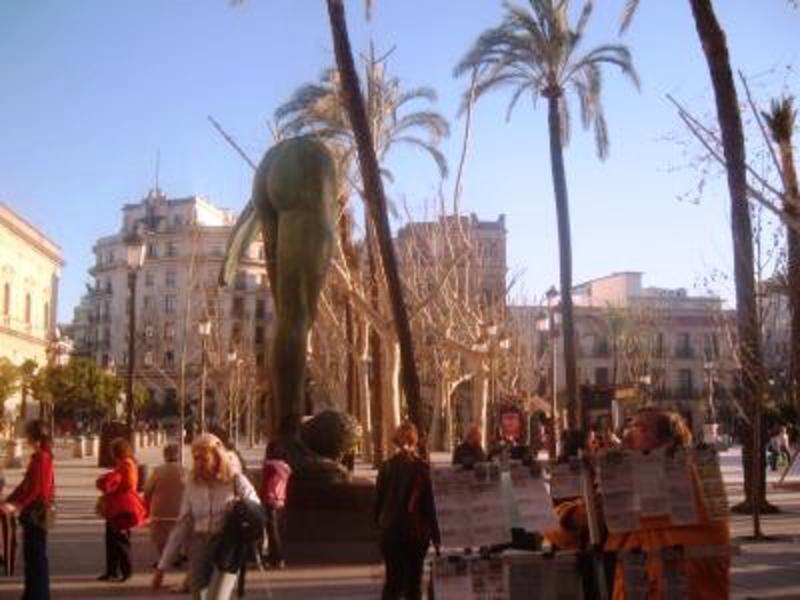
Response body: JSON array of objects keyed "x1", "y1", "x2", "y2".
[{"x1": 0, "y1": 443, "x2": 798, "y2": 598}]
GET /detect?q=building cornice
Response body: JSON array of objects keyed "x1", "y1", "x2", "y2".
[
  {"x1": 0, "y1": 203, "x2": 64, "y2": 267},
  {"x1": 0, "y1": 324, "x2": 49, "y2": 348}
]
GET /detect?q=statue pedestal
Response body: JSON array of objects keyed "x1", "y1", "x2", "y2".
[{"x1": 282, "y1": 477, "x2": 379, "y2": 564}]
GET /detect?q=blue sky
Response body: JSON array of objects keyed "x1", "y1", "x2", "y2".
[{"x1": 1, "y1": 0, "x2": 798, "y2": 322}]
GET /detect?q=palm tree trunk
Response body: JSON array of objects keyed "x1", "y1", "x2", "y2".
[
  {"x1": 546, "y1": 95, "x2": 580, "y2": 432},
  {"x1": 688, "y1": 0, "x2": 772, "y2": 528},
  {"x1": 366, "y1": 218, "x2": 384, "y2": 466},
  {"x1": 325, "y1": 0, "x2": 424, "y2": 436},
  {"x1": 778, "y1": 139, "x2": 800, "y2": 410}
]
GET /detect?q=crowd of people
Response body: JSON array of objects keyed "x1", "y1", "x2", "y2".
[{"x1": 0, "y1": 406, "x2": 766, "y2": 599}]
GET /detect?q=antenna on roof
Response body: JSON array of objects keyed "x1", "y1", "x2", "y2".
[{"x1": 154, "y1": 148, "x2": 161, "y2": 194}]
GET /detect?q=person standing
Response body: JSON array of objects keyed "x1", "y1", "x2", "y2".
[
  {"x1": 151, "y1": 433, "x2": 260, "y2": 600},
  {"x1": 451, "y1": 424, "x2": 486, "y2": 468},
  {"x1": 1, "y1": 420, "x2": 55, "y2": 600},
  {"x1": 143, "y1": 443, "x2": 185, "y2": 556},
  {"x1": 375, "y1": 422, "x2": 440, "y2": 600},
  {"x1": 260, "y1": 441, "x2": 292, "y2": 569},
  {"x1": 96, "y1": 437, "x2": 147, "y2": 582}
]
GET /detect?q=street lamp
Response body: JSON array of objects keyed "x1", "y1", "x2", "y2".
[
  {"x1": 123, "y1": 232, "x2": 146, "y2": 434},
  {"x1": 227, "y1": 349, "x2": 242, "y2": 445},
  {"x1": 546, "y1": 285, "x2": 559, "y2": 458},
  {"x1": 197, "y1": 316, "x2": 212, "y2": 433}
]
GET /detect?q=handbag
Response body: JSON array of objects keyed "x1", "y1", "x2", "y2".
[
  {"x1": 95, "y1": 496, "x2": 107, "y2": 518},
  {"x1": 19, "y1": 499, "x2": 56, "y2": 531}
]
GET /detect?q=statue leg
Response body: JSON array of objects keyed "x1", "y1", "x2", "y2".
[{"x1": 271, "y1": 211, "x2": 334, "y2": 432}]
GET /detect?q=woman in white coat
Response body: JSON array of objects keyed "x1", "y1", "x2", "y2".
[{"x1": 151, "y1": 433, "x2": 259, "y2": 600}]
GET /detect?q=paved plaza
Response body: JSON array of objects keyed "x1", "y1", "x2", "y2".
[{"x1": 0, "y1": 443, "x2": 799, "y2": 599}]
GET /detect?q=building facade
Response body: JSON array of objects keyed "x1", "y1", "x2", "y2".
[
  {"x1": 84, "y1": 189, "x2": 273, "y2": 426},
  {"x1": 396, "y1": 213, "x2": 507, "y2": 309},
  {"x1": 515, "y1": 272, "x2": 737, "y2": 434},
  {"x1": 0, "y1": 202, "x2": 63, "y2": 415}
]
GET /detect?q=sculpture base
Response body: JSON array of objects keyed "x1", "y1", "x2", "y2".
[{"x1": 282, "y1": 477, "x2": 380, "y2": 564}]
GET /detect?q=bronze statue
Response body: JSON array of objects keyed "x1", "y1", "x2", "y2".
[{"x1": 221, "y1": 136, "x2": 336, "y2": 440}]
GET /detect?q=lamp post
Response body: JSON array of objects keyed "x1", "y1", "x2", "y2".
[
  {"x1": 198, "y1": 316, "x2": 211, "y2": 433},
  {"x1": 546, "y1": 285, "x2": 559, "y2": 458},
  {"x1": 227, "y1": 349, "x2": 242, "y2": 445},
  {"x1": 123, "y1": 233, "x2": 146, "y2": 435}
]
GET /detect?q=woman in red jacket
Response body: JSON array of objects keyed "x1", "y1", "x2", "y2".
[
  {"x1": 1, "y1": 419, "x2": 55, "y2": 600},
  {"x1": 96, "y1": 437, "x2": 147, "y2": 582}
]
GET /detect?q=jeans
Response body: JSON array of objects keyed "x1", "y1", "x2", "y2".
[
  {"x1": 379, "y1": 532, "x2": 427, "y2": 600},
  {"x1": 105, "y1": 524, "x2": 131, "y2": 578},
  {"x1": 265, "y1": 507, "x2": 283, "y2": 565},
  {"x1": 22, "y1": 523, "x2": 49, "y2": 600}
]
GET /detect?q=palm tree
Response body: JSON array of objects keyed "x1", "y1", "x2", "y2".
[
  {"x1": 621, "y1": 0, "x2": 772, "y2": 526},
  {"x1": 325, "y1": 0, "x2": 429, "y2": 438},
  {"x1": 455, "y1": 0, "x2": 639, "y2": 430},
  {"x1": 763, "y1": 97, "x2": 800, "y2": 413},
  {"x1": 276, "y1": 47, "x2": 449, "y2": 457}
]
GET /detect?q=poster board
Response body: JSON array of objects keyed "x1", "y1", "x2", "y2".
[{"x1": 431, "y1": 463, "x2": 511, "y2": 549}]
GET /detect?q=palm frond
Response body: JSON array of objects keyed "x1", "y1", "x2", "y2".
[
  {"x1": 619, "y1": 0, "x2": 641, "y2": 35},
  {"x1": 392, "y1": 136, "x2": 449, "y2": 178},
  {"x1": 762, "y1": 96, "x2": 797, "y2": 144}
]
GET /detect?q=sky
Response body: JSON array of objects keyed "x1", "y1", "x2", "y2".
[{"x1": 1, "y1": 0, "x2": 798, "y2": 323}]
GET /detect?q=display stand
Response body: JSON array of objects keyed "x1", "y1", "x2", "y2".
[{"x1": 428, "y1": 461, "x2": 583, "y2": 599}]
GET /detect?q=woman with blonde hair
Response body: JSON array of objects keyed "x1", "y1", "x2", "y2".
[{"x1": 152, "y1": 433, "x2": 259, "y2": 600}]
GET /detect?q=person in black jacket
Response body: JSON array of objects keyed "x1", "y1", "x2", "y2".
[
  {"x1": 375, "y1": 422, "x2": 440, "y2": 600},
  {"x1": 451, "y1": 424, "x2": 486, "y2": 468}
]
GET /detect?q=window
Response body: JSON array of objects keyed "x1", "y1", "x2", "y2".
[
  {"x1": 255, "y1": 325, "x2": 265, "y2": 345},
  {"x1": 256, "y1": 353, "x2": 265, "y2": 367},
  {"x1": 232, "y1": 322, "x2": 242, "y2": 343},
  {"x1": 164, "y1": 350, "x2": 175, "y2": 369},
  {"x1": 147, "y1": 243, "x2": 158, "y2": 259},
  {"x1": 24, "y1": 293, "x2": 31, "y2": 324},
  {"x1": 593, "y1": 336, "x2": 610, "y2": 357},
  {"x1": 211, "y1": 244, "x2": 224, "y2": 257},
  {"x1": 166, "y1": 241, "x2": 178, "y2": 257},
  {"x1": 2, "y1": 283, "x2": 9, "y2": 316},
  {"x1": 704, "y1": 333, "x2": 719, "y2": 360},
  {"x1": 165, "y1": 270, "x2": 176, "y2": 287},
  {"x1": 144, "y1": 351, "x2": 154, "y2": 366},
  {"x1": 105, "y1": 279, "x2": 113, "y2": 294},
  {"x1": 143, "y1": 295, "x2": 153, "y2": 310},
  {"x1": 164, "y1": 322, "x2": 175, "y2": 340},
  {"x1": 164, "y1": 295, "x2": 176, "y2": 314},
  {"x1": 234, "y1": 271, "x2": 247, "y2": 290},
  {"x1": 677, "y1": 369, "x2": 693, "y2": 396},
  {"x1": 172, "y1": 215, "x2": 182, "y2": 228},
  {"x1": 675, "y1": 333, "x2": 692, "y2": 359},
  {"x1": 255, "y1": 299, "x2": 265, "y2": 320},
  {"x1": 594, "y1": 367, "x2": 610, "y2": 386},
  {"x1": 145, "y1": 324, "x2": 154, "y2": 338},
  {"x1": 144, "y1": 271, "x2": 154, "y2": 287},
  {"x1": 232, "y1": 296, "x2": 245, "y2": 317},
  {"x1": 654, "y1": 332, "x2": 664, "y2": 358}
]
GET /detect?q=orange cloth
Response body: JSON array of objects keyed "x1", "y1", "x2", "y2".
[
  {"x1": 96, "y1": 457, "x2": 148, "y2": 530},
  {"x1": 606, "y1": 467, "x2": 730, "y2": 600}
]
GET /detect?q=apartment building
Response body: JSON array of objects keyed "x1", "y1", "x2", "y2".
[
  {"x1": 514, "y1": 272, "x2": 737, "y2": 433},
  {"x1": 85, "y1": 189, "x2": 273, "y2": 420},
  {"x1": 396, "y1": 213, "x2": 507, "y2": 309}
]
